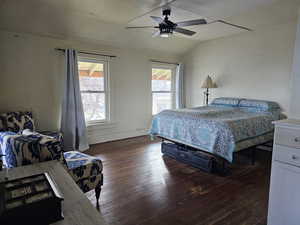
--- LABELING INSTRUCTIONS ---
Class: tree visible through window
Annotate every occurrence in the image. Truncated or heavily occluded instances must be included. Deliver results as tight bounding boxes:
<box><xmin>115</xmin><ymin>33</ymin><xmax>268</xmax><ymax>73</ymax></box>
<box><xmin>152</xmin><ymin>67</ymin><xmax>174</xmax><ymax>115</ymax></box>
<box><xmin>78</xmin><ymin>60</ymin><xmax>108</xmax><ymax>122</ymax></box>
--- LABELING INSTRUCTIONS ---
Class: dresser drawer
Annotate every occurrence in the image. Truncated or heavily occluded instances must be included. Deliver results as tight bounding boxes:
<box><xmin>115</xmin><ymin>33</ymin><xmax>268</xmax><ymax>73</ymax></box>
<box><xmin>275</xmin><ymin>127</ymin><xmax>300</xmax><ymax>148</ymax></box>
<box><xmin>274</xmin><ymin>145</ymin><xmax>300</xmax><ymax>167</ymax></box>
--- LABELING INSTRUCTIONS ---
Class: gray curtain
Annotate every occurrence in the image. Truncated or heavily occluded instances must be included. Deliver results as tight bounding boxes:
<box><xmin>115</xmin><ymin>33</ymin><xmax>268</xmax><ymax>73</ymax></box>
<box><xmin>61</xmin><ymin>49</ymin><xmax>89</xmax><ymax>152</ymax></box>
<box><xmin>176</xmin><ymin>63</ymin><xmax>185</xmax><ymax>109</ymax></box>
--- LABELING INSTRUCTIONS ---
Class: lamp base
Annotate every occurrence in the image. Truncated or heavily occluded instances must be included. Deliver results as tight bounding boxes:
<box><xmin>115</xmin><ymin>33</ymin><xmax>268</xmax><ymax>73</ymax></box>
<box><xmin>204</xmin><ymin>88</ymin><xmax>209</xmax><ymax>106</ymax></box>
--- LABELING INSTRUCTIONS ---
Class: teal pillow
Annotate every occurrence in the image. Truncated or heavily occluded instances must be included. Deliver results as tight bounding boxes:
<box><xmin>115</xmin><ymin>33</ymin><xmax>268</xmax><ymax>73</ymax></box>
<box><xmin>239</xmin><ymin>99</ymin><xmax>281</xmax><ymax>112</ymax></box>
<box><xmin>211</xmin><ymin>97</ymin><xmax>241</xmax><ymax>107</ymax></box>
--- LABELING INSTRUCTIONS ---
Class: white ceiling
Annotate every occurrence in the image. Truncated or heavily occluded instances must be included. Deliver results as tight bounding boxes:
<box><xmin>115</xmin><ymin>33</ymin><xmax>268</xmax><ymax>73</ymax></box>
<box><xmin>0</xmin><ymin>0</ymin><xmax>299</xmax><ymax>55</ymax></box>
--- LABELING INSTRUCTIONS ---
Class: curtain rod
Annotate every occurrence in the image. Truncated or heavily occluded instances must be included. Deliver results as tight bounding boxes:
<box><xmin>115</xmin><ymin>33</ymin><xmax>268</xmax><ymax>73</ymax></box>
<box><xmin>150</xmin><ymin>60</ymin><xmax>179</xmax><ymax>66</ymax></box>
<box><xmin>55</xmin><ymin>48</ymin><xmax>117</xmax><ymax>58</ymax></box>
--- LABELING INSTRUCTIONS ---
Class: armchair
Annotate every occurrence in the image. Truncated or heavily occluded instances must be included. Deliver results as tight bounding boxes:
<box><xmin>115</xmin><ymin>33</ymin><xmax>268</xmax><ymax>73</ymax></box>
<box><xmin>0</xmin><ymin>112</ymin><xmax>63</xmax><ymax>167</ymax></box>
<box><xmin>0</xmin><ymin>112</ymin><xmax>103</xmax><ymax>204</ymax></box>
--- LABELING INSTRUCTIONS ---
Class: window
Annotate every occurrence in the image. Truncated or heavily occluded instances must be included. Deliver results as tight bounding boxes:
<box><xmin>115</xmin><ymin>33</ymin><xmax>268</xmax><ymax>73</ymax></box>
<box><xmin>78</xmin><ymin>58</ymin><xmax>109</xmax><ymax>123</ymax></box>
<box><xmin>151</xmin><ymin>64</ymin><xmax>176</xmax><ymax>115</ymax></box>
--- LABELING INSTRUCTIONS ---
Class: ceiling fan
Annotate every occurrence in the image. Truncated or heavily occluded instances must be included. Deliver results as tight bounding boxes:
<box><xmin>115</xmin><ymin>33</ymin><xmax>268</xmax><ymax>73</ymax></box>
<box><xmin>126</xmin><ymin>8</ymin><xmax>252</xmax><ymax>38</ymax></box>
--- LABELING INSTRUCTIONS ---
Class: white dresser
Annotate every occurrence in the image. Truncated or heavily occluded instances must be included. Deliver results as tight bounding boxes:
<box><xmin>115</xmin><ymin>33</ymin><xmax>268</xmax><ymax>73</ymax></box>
<box><xmin>268</xmin><ymin>119</ymin><xmax>300</xmax><ymax>225</ymax></box>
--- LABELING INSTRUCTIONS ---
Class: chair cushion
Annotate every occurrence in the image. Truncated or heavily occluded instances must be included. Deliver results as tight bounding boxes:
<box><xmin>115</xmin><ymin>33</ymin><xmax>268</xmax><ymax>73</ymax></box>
<box><xmin>0</xmin><ymin>112</ymin><xmax>35</xmax><ymax>133</ymax></box>
<box><xmin>63</xmin><ymin>151</ymin><xmax>103</xmax><ymax>183</ymax></box>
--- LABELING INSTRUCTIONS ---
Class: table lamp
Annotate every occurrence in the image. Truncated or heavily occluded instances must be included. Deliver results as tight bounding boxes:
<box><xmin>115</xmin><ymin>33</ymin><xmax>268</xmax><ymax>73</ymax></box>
<box><xmin>201</xmin><ymin>75</ymin><xmax>218</xmax><ymax>105</ymax></box>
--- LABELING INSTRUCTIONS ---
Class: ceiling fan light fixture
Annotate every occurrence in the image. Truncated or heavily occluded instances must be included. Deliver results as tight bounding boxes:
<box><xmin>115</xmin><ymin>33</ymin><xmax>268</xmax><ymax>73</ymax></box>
<box><xmin>160</xmin><ymin>32</ymin><xmax>172</xmax><ymax>38</ymax></box>
<box><xmin>159</xmin><ymin>25</ymin><xmax>173</xmax><ymax>38</ymax></box>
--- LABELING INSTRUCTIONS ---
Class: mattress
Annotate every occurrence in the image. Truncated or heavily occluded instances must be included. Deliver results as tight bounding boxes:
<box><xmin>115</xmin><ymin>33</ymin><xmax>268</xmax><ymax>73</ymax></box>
<box><xmin>150</xmin><ymin>98</ymin><xmax>282</xmax><ymax>162</ymax></box>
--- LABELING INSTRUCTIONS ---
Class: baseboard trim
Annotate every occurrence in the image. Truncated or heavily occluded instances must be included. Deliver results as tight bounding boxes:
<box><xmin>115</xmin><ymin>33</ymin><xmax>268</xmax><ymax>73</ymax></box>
<box><xmin>88</xmin><ymin>129</ymin><xmax>149</xmax><ymax>145</ymax></box>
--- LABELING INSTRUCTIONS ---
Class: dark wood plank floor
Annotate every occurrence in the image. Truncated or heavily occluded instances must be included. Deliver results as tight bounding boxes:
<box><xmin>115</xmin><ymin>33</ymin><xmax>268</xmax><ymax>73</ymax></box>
<box><xmin>85</xmin><ymin>136</ymin><xmax>271</xmax><ymax>225</ymax></box>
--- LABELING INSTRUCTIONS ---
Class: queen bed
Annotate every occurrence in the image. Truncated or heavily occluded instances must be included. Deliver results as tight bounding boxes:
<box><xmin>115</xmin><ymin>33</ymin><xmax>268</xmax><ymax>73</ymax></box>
<box><xmin>150</xmin><ymin>98</ymin><xmax>283</xmax><ymax>164</ymax></box>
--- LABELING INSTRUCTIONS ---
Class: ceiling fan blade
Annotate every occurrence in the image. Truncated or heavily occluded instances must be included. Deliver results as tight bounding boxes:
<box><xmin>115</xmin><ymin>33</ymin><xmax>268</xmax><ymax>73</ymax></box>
<box><xmin>126</xmin><ymin>26</ymin><xmax>157</xmax><ymax>29</ymax></box>
<box><xmin>127</xmin><ymin>0</ymin><xmax>177</xmax><ymax>24</ymax></box>
<box><xmin>176</xmin><ymin>19</ymin><xmax>207</xmax><ymax>27</ymax></box>
<box><xmin>150</xmin><ymin>16</ymin><xmax>165</xmax><ymax>24</ymax></box>
<box><xmin>212</xmin><ymin>20</ymin><xmax>252</xmax><ymax>31</ymax></box>
<box><xmin>174</xmin><ymin>27</ymin><xmax>196</xmax><ymax>36</ymax></box>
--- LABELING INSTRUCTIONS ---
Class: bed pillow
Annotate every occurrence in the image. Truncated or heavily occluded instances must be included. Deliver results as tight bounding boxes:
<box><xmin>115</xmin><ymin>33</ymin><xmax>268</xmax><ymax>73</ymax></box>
<box><xmin>210</xmin><ymin>97</ymin><xmax>241</xmax><ymax>107</ymax></box>
<box><xmin>238</xmin><ymin>99</ymin><xmax>281</xmax><ymax>112</ymax></box>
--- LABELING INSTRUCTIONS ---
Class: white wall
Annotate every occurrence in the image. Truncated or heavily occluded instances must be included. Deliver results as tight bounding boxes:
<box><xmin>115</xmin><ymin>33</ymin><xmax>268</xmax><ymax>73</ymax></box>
<box><xmin>0</xmin><ymin>30</ymin><xmax>179</xmax><ymax>144</ymax></box>
<box><xmin>183</xmin><ymin>22</ymin><xmax>297</xmax><ymax>113</ymax></box>
<box><xmin>290</xmin><ymin>11</ymin><xmax>300</xmax><ymax>119</ymax></box>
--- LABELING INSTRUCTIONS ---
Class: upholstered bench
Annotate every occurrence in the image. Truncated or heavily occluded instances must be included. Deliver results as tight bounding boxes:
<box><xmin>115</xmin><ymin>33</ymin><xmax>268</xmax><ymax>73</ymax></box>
<box><xmin>0</xmin><ymin>111</ymin><xmax>103</xmax><ymax>204</ymax></box>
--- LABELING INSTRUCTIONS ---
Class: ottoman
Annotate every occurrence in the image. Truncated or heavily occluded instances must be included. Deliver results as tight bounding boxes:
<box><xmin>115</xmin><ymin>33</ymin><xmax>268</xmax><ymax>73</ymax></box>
<box><xmin>63</xmin><ymin>151</ymin><xmax>103</xmax><ymax>204</ymax></box>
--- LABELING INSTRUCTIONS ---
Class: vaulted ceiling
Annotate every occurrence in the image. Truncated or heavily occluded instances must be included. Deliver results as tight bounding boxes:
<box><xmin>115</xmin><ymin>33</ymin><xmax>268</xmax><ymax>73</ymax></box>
<box><xmin>0</xmin><ymin>0</ymin><xmax>299</xmax><ymax>55</ymax></box>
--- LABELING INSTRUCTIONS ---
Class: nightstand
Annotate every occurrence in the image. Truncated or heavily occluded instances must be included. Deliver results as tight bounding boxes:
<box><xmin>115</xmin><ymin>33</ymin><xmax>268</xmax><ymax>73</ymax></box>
<box><xmin>268</xmin><ymin>119</ymin><xmax>300</xmax><ymax>225</ymax></box>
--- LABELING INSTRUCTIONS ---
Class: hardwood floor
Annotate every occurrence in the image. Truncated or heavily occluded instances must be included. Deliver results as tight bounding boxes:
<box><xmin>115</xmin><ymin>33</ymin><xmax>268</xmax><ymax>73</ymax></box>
<box><xmin>85</xmin><ymin>136</ymin><xmax>271</xmax><ymax>225</ymax></box>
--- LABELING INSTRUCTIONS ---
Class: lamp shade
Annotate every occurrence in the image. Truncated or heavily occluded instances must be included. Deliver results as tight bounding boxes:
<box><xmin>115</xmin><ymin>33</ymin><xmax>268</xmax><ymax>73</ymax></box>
<box><xmin>201</xmin><ymin>75</ymin><xmax>217</xmax><ymax>89</ymax></box>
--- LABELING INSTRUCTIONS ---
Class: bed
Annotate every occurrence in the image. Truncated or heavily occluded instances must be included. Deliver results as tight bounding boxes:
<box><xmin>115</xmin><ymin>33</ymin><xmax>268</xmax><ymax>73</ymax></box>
<box><xmin>150</xmin><ymin>98</ymin><xmax>283</xmax><ymax>163</ymax></box>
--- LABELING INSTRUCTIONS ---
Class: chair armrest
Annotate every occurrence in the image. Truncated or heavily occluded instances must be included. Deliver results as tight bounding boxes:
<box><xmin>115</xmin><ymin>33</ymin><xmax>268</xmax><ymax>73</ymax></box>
<box><xmin>0</xmin><ymin>133</ymin><xmax>41</xmax><ymax>167</ymax></box>
<box><xmin>0</xmin><ymin>132</ymin><xmax>24</xmax><ymax>167</ymax></box>
<box><xmin>37</xmin><ymin>131</ymin><xmax>64</xmax><ymax>162</ymax></box>
<box><xmin>38</xmin><ymin>137</ymin><xmax>63</xmax><ymax>162</ymax></box>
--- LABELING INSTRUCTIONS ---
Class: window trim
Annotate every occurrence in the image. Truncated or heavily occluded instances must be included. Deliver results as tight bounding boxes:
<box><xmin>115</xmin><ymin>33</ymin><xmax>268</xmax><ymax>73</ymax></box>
<box><xmin>78</xmin><ymin>55</ymin><xmax>110</xmax><ymax>125</ymax></box>
<box><xmin>151</xmin><ymin>63</ymin><xmax>177</xmax><ymax>115</ymax></box>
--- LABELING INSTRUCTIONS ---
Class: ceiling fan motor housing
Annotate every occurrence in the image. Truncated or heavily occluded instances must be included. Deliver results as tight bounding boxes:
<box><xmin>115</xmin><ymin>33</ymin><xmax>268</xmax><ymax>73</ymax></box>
<box><xmin>159</xmin><ymin>23</ymin><xmax>174</xmax><ymax>35</ymax></box>
<box><xmin>162</xmin><ymin>8</ymin><xmax>171</xmax><ymax>16</ymax></box>
<box><xmin>159</xmin><ymin>19</ymin><xmax>176</xmax><ymax>35</ymax></box>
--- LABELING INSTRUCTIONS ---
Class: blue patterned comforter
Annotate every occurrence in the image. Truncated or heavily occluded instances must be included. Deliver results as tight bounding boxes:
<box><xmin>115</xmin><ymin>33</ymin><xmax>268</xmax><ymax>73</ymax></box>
<box><xmin>150</xmin><ymin>105</ymin><xmax>280</xmax><ymax>162</ymax></box>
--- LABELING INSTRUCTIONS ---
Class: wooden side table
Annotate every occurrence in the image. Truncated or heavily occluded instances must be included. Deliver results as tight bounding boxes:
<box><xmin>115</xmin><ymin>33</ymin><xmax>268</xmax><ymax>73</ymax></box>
<box><xmin>0</xmin><ymin>161</ymin><xmax>106</xmax><ymax>225</ymax></box>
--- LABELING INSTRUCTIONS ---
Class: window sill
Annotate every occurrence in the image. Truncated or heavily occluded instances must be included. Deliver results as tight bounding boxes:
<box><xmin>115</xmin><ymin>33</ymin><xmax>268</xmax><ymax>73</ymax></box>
<box><xmin>87</xmin><ymin>121</ymin><xmax>118</xmax><ymax>130</ymax></box>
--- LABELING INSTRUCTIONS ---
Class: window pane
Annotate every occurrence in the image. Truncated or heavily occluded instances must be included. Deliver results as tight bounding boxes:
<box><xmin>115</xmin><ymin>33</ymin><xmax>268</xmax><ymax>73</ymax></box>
<box><xmin>152</xmin><ymin>68</ymin><xmax>172</xmax><ymax>91</ymax></box>
<box><xmin>152</xmin><ymin>93</ymin><xmax>172</xmax><ymax>115</ymax></box>
<box><xmin>78</xmin><ymin>61</ymin><xmax>104</xmax><ymax>91</ymax></box>
<box><xmin>81</xmin><ymin>93</ymin><xmax>105</xmax><ymax>121</ymax></box>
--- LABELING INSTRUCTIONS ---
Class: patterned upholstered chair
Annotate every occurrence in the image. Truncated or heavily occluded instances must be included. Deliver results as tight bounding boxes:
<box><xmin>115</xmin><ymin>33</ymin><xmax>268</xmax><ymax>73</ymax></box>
<box><xmin>0</xmin><ymin>112</ymin><xmax>103</xmax><ymax>203</ymax></box>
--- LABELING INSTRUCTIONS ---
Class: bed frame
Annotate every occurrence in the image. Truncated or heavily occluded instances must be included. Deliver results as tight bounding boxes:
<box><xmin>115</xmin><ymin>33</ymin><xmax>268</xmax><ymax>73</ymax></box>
<box><xmin>159</xmin><ymin>136</ymin><xmax>273</xmax><ymax>175</ymax></box>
